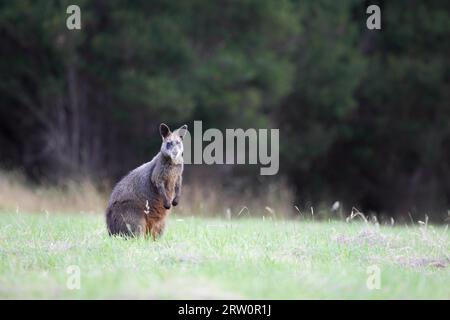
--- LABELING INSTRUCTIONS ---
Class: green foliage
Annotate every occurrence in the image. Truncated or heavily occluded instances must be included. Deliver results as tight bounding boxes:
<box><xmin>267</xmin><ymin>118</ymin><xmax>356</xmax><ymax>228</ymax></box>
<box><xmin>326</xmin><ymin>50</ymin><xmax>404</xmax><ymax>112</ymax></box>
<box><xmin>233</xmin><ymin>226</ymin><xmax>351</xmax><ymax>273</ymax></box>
<box><xmin>276</xmin><ymin>1</ymin><xmax>449</xmax><ymax>216</ymax></box>
<box><xmin>0</xmin><ymin>1</ymin><xmax>448</xmax><ymax>217</ymax></box>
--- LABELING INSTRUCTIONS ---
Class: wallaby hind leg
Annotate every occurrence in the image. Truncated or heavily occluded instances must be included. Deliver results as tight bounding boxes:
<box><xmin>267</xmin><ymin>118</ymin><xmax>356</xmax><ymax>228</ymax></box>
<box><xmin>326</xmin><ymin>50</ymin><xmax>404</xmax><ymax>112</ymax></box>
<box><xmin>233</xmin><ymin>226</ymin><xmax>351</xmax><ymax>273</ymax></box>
<box><xmin>146</xmin><ymin>218</ymin><xmax>167</xmax><ymax>240</ymax></box>
<box><xmin>107</xmin><ymin>202</ymin><xmax>146</xmax><ymax>237</ymax></box>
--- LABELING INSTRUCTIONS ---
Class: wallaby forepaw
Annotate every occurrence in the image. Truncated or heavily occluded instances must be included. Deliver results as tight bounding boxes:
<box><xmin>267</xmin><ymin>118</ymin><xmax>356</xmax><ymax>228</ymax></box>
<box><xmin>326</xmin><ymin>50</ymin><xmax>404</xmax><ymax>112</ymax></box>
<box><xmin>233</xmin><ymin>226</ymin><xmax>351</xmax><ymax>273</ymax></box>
<box><xmin>163</xmin><ymin>202</ymin><xmax>171</xmax><ymax>210</ymax></box>
<box><xmin>172</xmin><ymin>199</ymin><xmax>179</xmax><ymax>206</ymax></box>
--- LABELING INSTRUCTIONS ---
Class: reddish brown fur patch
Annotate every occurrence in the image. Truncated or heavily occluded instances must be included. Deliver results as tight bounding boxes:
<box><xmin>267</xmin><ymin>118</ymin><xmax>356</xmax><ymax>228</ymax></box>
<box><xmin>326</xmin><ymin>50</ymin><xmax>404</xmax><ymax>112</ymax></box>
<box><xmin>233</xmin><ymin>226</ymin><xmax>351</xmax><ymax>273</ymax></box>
<box><xmin>144</xmin><ymin>197</ymin><xmax>169</xmax><ymax>239</ymax></box>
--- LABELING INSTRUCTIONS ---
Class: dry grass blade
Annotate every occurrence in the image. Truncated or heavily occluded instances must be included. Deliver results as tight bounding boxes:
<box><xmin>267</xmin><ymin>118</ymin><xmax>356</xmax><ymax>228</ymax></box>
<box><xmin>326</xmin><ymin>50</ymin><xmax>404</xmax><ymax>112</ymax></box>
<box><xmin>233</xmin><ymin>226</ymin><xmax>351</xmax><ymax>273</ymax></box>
<box><xmin>346</xmin><ymin>207</ymin><xmax>368</xmax><ymax>224</ymax></box>
<box><xmin>237</xmin><ymin>206</ymin><xmax>250</xmax><ymax>217</ymax></box>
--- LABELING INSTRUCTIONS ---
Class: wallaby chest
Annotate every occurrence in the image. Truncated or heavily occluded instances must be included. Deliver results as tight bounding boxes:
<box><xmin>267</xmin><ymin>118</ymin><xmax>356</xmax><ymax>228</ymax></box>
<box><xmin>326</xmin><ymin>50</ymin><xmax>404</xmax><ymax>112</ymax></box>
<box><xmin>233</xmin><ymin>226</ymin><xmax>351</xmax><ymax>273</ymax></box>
<box><xmin>152</xmin><ymin>163</ymin><xmax>182</xmax><ymax>193</ymax></box>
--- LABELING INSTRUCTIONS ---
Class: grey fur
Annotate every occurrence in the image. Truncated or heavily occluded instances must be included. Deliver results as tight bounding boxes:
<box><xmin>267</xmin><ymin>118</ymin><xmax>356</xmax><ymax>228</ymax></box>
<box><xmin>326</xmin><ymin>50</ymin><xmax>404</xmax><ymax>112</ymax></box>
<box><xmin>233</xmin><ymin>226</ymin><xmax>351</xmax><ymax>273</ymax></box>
<box><xmin>106</xmin><ymin>124</ymin><xmax>186</xmax><ymax>238</ymax></box>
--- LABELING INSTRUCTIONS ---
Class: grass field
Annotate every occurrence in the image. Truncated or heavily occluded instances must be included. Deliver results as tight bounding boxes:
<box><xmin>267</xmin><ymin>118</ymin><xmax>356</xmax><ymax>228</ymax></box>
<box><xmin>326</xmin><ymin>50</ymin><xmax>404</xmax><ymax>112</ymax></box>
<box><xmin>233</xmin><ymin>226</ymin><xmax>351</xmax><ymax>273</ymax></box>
<box><xmin>0</xmin><ymin>212</ymin><xmax>449</xmax><ymax>299</ymax></box>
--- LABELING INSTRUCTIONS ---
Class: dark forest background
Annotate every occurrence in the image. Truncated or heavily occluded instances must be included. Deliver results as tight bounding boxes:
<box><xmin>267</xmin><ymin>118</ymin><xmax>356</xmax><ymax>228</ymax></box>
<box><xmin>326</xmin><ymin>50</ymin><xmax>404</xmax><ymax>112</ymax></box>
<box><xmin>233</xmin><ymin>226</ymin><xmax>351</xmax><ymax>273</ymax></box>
<box><xmin>0</xmin><ymin>1</ymin><xmax>449</xmax><ymax>221</ymax></box>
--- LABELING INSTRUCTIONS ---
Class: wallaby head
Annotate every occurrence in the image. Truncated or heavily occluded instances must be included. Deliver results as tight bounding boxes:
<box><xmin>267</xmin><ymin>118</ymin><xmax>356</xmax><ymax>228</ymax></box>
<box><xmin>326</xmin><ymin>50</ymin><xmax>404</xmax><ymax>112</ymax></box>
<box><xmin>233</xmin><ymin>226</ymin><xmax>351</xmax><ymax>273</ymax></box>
<box><xmin>159</xmin><ymin>123</ymin><xmax>188</xmax><ymax>164</ymax></box>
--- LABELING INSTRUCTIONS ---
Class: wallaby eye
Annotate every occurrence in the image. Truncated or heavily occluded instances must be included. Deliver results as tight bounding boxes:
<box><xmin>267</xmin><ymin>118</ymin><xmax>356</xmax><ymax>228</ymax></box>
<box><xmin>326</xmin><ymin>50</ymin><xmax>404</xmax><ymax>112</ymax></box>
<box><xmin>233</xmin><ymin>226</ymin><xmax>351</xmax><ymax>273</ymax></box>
<box><xmin>166</xmin><ymin>141</ymin><xmax>173</xmax><ymax>148</ymax></box>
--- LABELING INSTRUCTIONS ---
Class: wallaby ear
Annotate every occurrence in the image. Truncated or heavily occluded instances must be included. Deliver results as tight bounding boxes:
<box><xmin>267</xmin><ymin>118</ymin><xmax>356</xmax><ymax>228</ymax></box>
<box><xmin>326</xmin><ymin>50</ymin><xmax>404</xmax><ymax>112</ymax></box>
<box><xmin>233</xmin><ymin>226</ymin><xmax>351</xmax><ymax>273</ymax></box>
<box><xmin>176</xmin><ymin>124</ymin><xmax>188</xmax><ymax>139</ymax></box>
<box><xmin>159</xmin><ymin>123</ymin><xmax>171</xmax><ymax>139</ymax></box>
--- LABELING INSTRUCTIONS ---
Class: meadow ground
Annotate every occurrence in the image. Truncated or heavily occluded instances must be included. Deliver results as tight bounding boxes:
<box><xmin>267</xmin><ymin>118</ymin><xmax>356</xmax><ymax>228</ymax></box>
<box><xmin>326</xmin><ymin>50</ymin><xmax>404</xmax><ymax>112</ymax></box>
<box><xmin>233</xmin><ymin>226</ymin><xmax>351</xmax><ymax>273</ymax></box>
<box><xmin>0</xmin><ymin>212</ymin><xmax>448</xmax><ymax>299</ymax></box>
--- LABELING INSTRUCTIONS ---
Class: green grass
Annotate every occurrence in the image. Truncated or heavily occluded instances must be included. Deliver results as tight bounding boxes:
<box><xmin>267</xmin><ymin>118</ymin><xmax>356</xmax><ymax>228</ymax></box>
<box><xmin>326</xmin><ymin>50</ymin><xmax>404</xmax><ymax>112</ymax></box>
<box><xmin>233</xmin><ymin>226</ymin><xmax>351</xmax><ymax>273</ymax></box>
<box><xmin>0</xmin><ymin>212</ymin><xmax>449</xmax><ymax>299</ymax></box>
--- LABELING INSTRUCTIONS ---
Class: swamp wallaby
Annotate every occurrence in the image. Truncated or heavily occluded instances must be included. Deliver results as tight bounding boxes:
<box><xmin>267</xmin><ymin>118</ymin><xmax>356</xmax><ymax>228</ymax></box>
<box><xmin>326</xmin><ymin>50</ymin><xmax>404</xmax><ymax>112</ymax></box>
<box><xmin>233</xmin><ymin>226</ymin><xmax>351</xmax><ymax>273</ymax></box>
<box><xmin>106</xmin><ymin>123</ymin><xmax>187</xmax><ymax>239</ymax></box>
